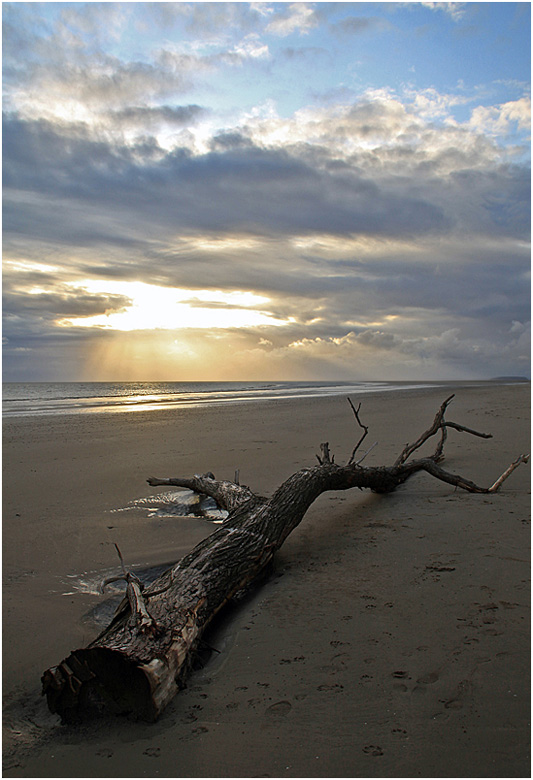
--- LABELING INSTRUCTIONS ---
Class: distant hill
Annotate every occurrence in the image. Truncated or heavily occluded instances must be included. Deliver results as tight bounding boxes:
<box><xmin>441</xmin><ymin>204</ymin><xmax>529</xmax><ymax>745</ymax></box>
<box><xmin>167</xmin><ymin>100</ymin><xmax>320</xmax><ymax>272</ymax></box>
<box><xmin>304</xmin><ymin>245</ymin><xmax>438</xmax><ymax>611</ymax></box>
<box><xmin>490</xmin><ymin>376</ymin><xmax>530</xmax><ymax>382</ymax></box>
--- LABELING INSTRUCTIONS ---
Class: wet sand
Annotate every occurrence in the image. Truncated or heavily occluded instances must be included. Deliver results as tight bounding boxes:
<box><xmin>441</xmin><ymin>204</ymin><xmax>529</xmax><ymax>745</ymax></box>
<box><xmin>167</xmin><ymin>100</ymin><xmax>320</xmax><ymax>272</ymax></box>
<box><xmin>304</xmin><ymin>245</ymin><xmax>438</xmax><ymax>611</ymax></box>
<box><xmin>2</xmin><ymin>383</ymin><xmax>530</xmax><ymax>777</ymax></box>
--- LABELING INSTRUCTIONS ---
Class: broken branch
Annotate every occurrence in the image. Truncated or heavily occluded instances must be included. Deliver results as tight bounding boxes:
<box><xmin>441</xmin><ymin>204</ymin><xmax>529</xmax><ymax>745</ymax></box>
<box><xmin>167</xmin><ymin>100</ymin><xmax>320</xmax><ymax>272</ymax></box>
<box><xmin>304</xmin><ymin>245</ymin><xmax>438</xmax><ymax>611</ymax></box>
<box><xmin>347</xmin><ymin>397</ymin><xmax>369</xmax><ymax>464</ymax></box>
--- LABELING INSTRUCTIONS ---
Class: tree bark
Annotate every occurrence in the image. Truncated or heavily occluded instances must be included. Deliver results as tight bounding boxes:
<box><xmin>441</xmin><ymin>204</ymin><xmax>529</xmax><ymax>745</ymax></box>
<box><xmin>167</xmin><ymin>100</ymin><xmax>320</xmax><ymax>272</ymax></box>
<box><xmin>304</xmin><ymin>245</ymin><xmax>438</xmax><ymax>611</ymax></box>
<box><xmin>42</xmin><ymin>396</ymin><xmax>528</xmax><ymax>722</ymax></box>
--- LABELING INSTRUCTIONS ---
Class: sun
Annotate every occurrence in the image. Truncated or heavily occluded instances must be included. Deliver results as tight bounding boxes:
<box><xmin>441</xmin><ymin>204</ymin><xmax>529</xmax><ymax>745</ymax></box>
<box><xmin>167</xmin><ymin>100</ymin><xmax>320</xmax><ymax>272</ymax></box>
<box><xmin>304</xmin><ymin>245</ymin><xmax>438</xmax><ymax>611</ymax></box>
<box><xmin>56</xmin><ymin>280</ymin><xmax>292</xmax><ymax>331</ymax></box>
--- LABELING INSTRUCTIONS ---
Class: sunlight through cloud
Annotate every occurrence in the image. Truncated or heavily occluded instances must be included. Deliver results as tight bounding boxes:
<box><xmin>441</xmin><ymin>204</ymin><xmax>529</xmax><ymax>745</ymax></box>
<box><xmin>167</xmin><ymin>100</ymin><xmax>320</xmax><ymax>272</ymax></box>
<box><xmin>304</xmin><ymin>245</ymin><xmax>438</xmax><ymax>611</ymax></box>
<box><xmin>56</xmin><ymin>280</ymin><xmax>290</xmax><ymax>331</ymax></box>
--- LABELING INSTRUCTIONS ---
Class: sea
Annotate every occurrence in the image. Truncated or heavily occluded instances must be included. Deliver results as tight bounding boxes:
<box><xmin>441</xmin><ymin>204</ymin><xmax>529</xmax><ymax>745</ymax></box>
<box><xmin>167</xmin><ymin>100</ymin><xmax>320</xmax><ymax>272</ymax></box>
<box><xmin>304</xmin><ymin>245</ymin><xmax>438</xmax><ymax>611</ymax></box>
<box><xmin>2</xmin><ymin>378</ymin><xmax>527</xmax><ymax>418</ymax></box>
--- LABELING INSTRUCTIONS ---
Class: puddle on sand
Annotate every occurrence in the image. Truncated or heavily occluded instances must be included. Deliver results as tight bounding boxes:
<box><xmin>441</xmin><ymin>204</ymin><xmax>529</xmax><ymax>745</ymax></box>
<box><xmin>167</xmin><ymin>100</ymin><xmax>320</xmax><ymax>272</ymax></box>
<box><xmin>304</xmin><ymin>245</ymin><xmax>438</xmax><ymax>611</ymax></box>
<box><xmin>61</xmin><ymin>490</ymin><xmax>228</xmax><ymax>625</ymax></box>
<box><xmin>112</xmin><ymin>488</ymin><xmax>228</xmax><ymax>522</ymax></box>
<box><xmin>62</xmin><ymin>561</ymin><xmax>176</xmax><ymax>627</ymax></box>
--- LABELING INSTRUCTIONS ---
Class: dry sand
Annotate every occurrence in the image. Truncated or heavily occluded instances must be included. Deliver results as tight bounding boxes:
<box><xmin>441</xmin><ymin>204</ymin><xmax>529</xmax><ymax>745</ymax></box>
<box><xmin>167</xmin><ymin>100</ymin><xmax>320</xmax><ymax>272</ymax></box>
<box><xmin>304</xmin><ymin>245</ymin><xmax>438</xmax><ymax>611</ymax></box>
<box><xmin>2</xmin><ymin>383</ymin><xmax>530</xmax><ymax>777</ymax></box>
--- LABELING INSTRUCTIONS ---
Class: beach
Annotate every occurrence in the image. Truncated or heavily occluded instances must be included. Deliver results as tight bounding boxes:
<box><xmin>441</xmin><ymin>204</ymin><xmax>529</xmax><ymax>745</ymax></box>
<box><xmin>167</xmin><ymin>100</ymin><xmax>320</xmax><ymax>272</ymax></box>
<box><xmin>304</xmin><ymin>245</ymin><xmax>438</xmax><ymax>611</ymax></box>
<box><xmin>2</xmin><ymin>383</ymin><xmax>530</xmax><ymax>777</ymax></box>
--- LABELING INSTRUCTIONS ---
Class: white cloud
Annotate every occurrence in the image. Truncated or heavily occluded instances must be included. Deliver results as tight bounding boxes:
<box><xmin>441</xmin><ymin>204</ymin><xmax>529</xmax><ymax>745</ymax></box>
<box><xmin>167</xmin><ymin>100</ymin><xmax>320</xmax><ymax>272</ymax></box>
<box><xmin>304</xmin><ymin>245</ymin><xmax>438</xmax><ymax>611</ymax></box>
<box><xmin>403</xmin><ymin>86</ymin><xmax>470</xmax><ymax>122</ymax></box>
<box><xmin>468</xmin><ymin>97</ymin><xmax>531</xmax><ymax>137</ymax></box>
<box><xmin>420</xmin><ymin>3</ymin><xmax>466</xmax><ymax>22</ymax></box>
<box><xmin>250</xmin><ymin>3</ymin><xmax>275</xmax><ymax>19</ymax></box>
<box><xmin>232</xmin><ymin>33</ymin><xmax>270</xmax><ymax>60</ymax></box>
<box><xmin>266</xmin><ymin>3</ymin><xmax>317</xmax><ymax>37</ymax></box>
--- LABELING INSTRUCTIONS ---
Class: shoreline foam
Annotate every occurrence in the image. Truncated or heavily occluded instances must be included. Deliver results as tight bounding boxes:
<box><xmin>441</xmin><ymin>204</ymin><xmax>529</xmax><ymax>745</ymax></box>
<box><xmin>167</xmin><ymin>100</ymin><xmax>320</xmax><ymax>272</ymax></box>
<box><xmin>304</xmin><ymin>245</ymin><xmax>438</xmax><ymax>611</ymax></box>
<box><xmin>3</xmin><ymin>378</ymin><xmax>526</xmax><ymax>418</ymax></box>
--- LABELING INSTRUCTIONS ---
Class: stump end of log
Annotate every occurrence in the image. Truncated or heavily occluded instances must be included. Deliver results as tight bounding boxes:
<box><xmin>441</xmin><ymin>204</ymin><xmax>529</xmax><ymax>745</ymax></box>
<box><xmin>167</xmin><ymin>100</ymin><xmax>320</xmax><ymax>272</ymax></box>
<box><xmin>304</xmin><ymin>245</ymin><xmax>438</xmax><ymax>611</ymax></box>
<box><xmin>42</xmin><ymin>648</ymin><xmax>163</xmax><ymax>723</ymax></box>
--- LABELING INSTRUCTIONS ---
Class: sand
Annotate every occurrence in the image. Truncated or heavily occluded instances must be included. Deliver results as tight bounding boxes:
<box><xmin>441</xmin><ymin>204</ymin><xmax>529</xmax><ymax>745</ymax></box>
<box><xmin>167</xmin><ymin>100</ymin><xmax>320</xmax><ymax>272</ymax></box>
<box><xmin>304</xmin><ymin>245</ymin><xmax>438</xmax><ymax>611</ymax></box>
<box><xmin>2</xmin><ymin>383</ymin><xmax>530</xmax><ymax>778</ymax></box>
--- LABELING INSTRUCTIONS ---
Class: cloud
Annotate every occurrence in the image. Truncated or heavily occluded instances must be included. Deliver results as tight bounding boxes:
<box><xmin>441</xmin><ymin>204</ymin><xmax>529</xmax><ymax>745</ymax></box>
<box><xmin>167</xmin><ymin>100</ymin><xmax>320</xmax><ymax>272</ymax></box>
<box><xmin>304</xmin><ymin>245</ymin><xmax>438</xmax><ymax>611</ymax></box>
<box><xmin>3</xmin><ymin>7</ymin><xmax>270</xmax><ymax>133</ymax></box>
<box><xmin>2</xmin><ymin>5</ymin><xmax>529</xmax><ymax>381</ymax></box>
<box><xmin>236</xmin><ymin>318</ymin><xmax>530</xmax><ymax>380</ymax></box>
<box><xmin>5</xmin><ymin>51</ymin><xmax>203</xmax><ymax>126</ymax></box>
<box><xmin>3</xmin><ymin>108</ymin><xmax>456</xmax><ymax>247</ymax></box>
<box><xmin>172</xmin><ymin>2</ymin><xmax>268</xmax><ymax>39</ymax></box>
<box><xmin>231</xmin><ymin>33</ymin><xmax>270</xmax><ymax>59</ymax></box>
<box><xmin>329</xmin><ymin>16</ymin><xmax>391</xmax><ymax>38</ymax></box>
<box><xmin>3</xmin><ymin>83</ymin><xmax>529</xmax><ymax>291</ymax></box>
<box><xmin>468</xmin><ymin>97</ymin><xmax>531</xmax><ymax>137</ymax></box>
<box><xmin>419</xmin><ymin>3</ymin><xmax>467</xmax><ymax>22</ymax></box>
<box><xmin>266</xmin><ymin>3</ymin><xmax>317</xmax><ymax>37</ymax></box>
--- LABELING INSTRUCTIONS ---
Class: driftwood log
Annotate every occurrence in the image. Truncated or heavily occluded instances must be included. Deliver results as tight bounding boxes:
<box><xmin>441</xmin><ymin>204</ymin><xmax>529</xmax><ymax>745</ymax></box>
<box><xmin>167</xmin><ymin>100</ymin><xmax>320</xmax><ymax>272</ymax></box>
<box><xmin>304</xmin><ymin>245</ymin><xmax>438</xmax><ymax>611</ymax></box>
<box><xmin>42</xmin><ymin>396</ymin><xmax>528</xmax><ymax>722</ymax></box>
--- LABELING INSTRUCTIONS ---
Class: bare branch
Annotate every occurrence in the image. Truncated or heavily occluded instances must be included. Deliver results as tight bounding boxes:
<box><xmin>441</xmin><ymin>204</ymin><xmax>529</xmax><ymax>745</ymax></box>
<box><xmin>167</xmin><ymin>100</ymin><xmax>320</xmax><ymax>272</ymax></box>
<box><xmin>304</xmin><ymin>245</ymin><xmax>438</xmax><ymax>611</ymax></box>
<box><xmin>100</xmin><ymin>546</ymin><xmax>159</xmax><ymax>634</ymax></box>
<box><xmin>346</xmin><ymin>397</ymin><xmax>369</xmax><ymax>464</ymax></box>
<box><xmin>319</xmin><ymin>442</ymin><xmax>332</xmax><ymax>464</ymax></box>
<box><xmin>393</xmin><ymin>396</ymin><xmax>493</xmax><ymax>468</ymax></box>
<box><xmin>433</xmin><ymin>424</ymin><xmax>447</xmax><ymax>462</ymax></box>
<box><xmin>100</xmin><ymin>574</ymin><xmax>126</xmax><ymax>593</ymax></box>
<box><xmin>488</xmin><ymin>454</ymin><xmax>530</xmax><ymax>492</ymax></box>
<box><xmin>444</xmin><ymin>422</ymin><xmax>492</xmax><ymax>439</ymax></box>
<box><xmin>399</xmin><ymin>458</ymin><xmax>492</xmax><ymax>493</ymax></box>
<box><xmin>394</xmin><ymin>394</ymin><xmax>455</xmax><ymax>466</ymax></box>
<box><xmin>114</xmin><ymin>543</ymin><xmax>127</xmax><ymax>576</ymax></box>
<box><xmin>147</xmin><ymin>472</ymin><xmax>257</xmax><ymax>513</ymax></box>
<box><xmin>354</xmin><ymin>441</ymin><xmax>378</xmax><ymax>466</ymax></box>
<box><xmin>398</xmin><ymin>453</ymin><xmax>529</xmax><ymax>494</ymax></box>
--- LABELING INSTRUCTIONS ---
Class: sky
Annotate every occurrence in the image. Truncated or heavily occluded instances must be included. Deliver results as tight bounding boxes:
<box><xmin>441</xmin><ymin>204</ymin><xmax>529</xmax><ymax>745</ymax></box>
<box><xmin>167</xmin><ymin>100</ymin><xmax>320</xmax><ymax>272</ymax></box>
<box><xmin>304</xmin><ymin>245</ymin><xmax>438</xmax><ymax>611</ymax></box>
<box><xmin>2</xmin><ymin>1</ymin><xmax>531</xmax><ymax>382</ymax></box>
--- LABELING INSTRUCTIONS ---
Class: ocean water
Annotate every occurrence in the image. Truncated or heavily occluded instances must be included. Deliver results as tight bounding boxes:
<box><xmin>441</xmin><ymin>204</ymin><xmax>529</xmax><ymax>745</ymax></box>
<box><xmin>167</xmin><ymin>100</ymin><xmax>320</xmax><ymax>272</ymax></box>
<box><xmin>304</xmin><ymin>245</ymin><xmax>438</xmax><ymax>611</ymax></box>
<box><xmin>2</xmin><ymin>378</ymin><xmax>525</xmax><ymax>418</ymax></box>
<box><xmin>2</xmin><ymin>379</ymin><xmax>438</xmax><ymax>418</ymax></box>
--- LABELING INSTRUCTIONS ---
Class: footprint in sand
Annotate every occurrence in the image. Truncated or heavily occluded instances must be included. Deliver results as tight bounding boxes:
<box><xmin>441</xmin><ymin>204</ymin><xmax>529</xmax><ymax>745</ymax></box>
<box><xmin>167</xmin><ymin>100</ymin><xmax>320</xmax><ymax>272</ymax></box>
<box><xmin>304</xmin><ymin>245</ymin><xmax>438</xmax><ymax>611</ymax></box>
<box><xmin>443</xmin><ymin>679</ymin><xmax>473</xmax><ymax>710</ymax></box>
<box><xmin>417</xmin><ymin>671</ymin><xmax>439</xmax><ymax>684</ymax></box>
<box><xmin>96</xmin><ymin>749</ymin><xmax>113</xmax><ymax>758</ymax></box>
<box><xmin>143</xmin><ymin>747</ymin><xmax>161</xmax><ymax>758</ymax></box>
<box><xmin>363</xmin><ymin>745</ymin><xmax>384</xmax><ymax>756</ymax></box>
<box><xmin>317</xmin><ymin>683</ymin><xmax>344</xmax><ymax>692</ymax></box>
<box><xmin>265</xmin><ymin>700</ymin><xmax>292</xmax><ymax>716</ymax></box>
<box><xmin>393</xmin><ymin>683</ymin><xmax>408</xmax><ymax>692</ymax></box>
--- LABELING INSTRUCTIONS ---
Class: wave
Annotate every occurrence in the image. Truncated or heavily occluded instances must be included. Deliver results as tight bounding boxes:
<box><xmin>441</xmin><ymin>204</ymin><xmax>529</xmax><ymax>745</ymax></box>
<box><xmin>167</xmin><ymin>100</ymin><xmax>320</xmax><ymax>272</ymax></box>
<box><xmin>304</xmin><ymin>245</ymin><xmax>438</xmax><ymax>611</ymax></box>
<box><xmin>3</xmin><ymin>378</ymin><xmax>513</xmax><ymax>418</ymax></box>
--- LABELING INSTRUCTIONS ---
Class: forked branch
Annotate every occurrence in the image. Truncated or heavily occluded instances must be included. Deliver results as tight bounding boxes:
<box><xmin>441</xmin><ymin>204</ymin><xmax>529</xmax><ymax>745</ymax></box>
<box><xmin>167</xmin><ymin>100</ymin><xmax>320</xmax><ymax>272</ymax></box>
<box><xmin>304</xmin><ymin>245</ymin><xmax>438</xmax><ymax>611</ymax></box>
<box><xmin>393</xmin><ymin>394</ymin><xmax>492</xmax><ymax>468</ymax></box>
<box><xmin>347</xmin><ymin>398</ymin><xmax>369</xmax><ymax>464</ymax></box>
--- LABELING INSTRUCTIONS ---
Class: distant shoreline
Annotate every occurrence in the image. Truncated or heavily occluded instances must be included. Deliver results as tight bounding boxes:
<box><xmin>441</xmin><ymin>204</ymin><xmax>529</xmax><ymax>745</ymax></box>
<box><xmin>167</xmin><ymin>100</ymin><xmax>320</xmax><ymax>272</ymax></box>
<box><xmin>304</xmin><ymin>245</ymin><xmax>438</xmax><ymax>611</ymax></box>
<box><xmin>2</xmin><ymin>377</ymin><xmax>529</xmax><ymax>419</ymax></box>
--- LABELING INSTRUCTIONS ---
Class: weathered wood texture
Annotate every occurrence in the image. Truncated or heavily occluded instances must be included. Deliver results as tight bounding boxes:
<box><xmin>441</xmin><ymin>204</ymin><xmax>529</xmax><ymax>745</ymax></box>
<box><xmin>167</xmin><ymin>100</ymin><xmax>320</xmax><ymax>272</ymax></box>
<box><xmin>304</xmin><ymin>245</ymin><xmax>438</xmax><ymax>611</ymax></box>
<box><xmin>42</xmin><ymin>396</ymin><xmax>528</xmax><ymax>722</ymax></box>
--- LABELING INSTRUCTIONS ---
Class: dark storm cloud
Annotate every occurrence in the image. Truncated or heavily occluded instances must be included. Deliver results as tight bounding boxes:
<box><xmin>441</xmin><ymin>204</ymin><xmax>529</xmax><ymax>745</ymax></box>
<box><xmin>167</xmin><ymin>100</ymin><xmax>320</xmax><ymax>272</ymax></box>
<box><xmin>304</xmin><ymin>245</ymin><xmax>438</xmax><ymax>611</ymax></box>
<box><xmin>3</xmin><ymin>288</ymin><xmax>131</xmax><ymax>319</ymax></box>
<box><xmin>2</xmin><ymin>112</ymin><xmax>451</xmax><ymax>250</ymax></box>
<box><xmin>4</xmin><ymin>99</ymin><xmax>529</xmax><ymax>379</ymax></box>
<box><xmin>108</xmin><ymin>104</ymin><xmax>208</xmax><ymax>129</ymax></box>
<box><xmin>2</xmin><ymin>284</ymin><xmax>132</xmax><ymax>350</ymax></box>
<box><xmin>3</xmin><ymin>105</ymin><xmax>528</xmax><ymax>264</ymax></box>
<box><xmin>2</xmin><ymin>270</ymin><xmax>138</xmax><ymax>380</ymax></box>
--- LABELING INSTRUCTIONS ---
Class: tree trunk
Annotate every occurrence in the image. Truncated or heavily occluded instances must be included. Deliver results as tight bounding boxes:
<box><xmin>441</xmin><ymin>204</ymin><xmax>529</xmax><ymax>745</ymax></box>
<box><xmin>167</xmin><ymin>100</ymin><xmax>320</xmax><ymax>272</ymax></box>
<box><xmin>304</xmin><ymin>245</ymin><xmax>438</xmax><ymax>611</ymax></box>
<box><xmin>42</xmin><ymin>396</ymin><xmax>528</xmax><ymax>722</ymax></box>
